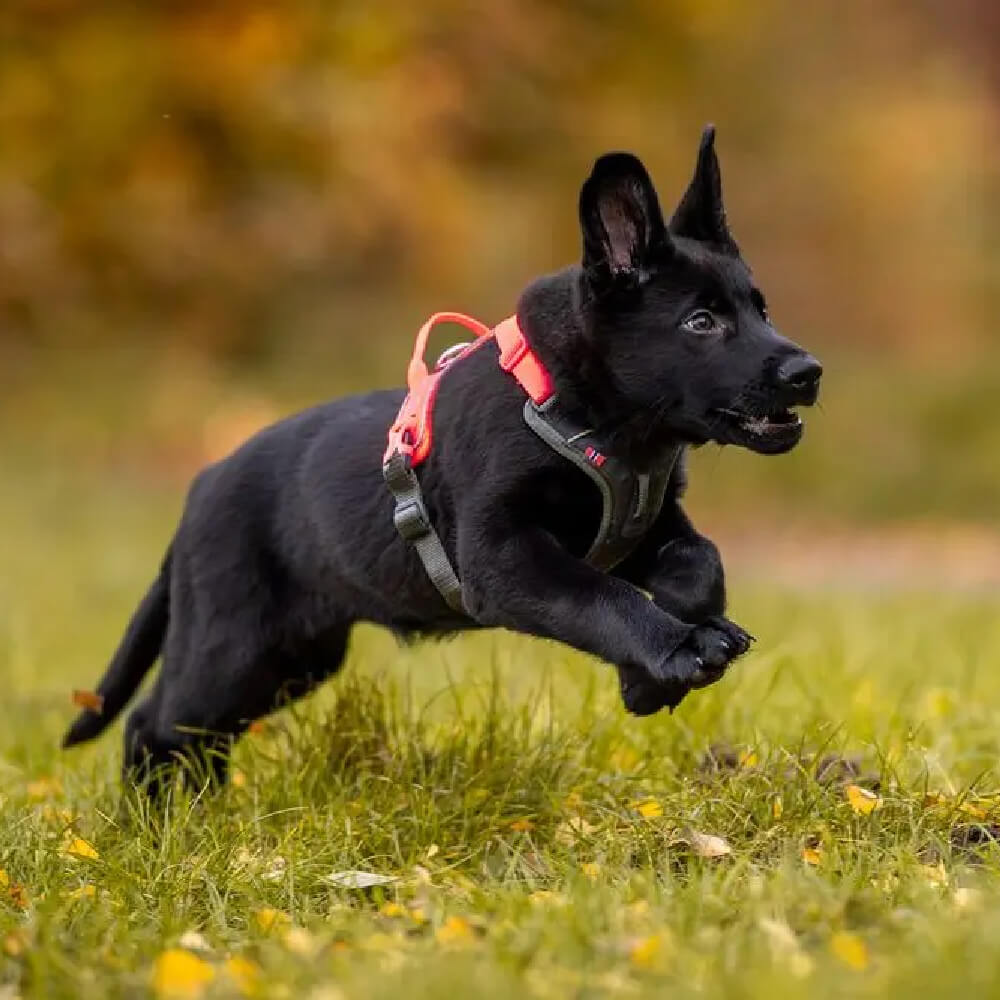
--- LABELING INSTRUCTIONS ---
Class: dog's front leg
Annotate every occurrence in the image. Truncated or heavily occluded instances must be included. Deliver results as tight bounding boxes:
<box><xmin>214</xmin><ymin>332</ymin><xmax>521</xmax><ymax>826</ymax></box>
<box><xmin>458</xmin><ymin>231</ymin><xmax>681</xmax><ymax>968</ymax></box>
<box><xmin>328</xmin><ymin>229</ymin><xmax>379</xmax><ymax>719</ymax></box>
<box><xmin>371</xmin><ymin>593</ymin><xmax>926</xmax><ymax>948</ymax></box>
<box><xmin>458</xmin><ymin>523</ymin><xmax>729</xmax><ymax>707</ymax></box>
<box><xmin>614</xmin><ymin>502</ymin><xmax>752</xmax><ymax>714</ymax></box>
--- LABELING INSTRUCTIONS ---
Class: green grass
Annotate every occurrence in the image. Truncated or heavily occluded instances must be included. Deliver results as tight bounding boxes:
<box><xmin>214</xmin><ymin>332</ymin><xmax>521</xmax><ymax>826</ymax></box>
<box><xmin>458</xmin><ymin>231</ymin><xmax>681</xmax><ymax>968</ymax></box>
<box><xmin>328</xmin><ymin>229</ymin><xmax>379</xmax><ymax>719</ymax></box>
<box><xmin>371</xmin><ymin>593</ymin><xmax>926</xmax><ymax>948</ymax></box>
<box><xmin>5</xmin><ymin>473</ymin><xmax>1000</xmax><ymax>998</ymax></box>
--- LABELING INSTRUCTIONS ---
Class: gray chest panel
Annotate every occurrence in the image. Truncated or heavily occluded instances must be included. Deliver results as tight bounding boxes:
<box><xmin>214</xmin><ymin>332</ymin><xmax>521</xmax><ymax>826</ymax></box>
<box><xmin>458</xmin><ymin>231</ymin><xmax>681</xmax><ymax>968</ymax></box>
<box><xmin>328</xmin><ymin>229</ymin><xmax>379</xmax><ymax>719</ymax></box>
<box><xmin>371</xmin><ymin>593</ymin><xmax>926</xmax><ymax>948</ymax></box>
<box><xmin>522</xmin><ymin>399</ymin><xmax>679</xmax><ymax>572</ymax></box>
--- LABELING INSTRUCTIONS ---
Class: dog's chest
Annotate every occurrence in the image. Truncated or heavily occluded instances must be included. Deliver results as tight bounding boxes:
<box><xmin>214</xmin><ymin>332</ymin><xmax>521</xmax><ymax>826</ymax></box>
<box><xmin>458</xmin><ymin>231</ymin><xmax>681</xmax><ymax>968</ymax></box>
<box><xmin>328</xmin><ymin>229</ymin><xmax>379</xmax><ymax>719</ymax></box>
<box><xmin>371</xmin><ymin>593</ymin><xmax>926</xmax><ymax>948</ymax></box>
<box><xmin>531</xmin><ymin>469</ymin><xmax>607</xmax><ymax>560</ymax></box>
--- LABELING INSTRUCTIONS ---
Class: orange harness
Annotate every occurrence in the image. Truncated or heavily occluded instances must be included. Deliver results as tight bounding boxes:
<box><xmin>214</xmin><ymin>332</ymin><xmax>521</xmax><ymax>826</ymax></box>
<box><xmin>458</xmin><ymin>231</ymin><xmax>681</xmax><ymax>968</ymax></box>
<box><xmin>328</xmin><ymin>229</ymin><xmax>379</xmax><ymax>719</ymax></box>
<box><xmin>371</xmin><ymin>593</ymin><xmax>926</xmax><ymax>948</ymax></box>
<box><xmin>383</xmin><ymin>312</ymin><xmax>553</xmax><ymax>468</ymax></box>
<box><xmin>382</xmin><ymin>312</ymin><xmax>679</xmax><ymax>614</ymax></box>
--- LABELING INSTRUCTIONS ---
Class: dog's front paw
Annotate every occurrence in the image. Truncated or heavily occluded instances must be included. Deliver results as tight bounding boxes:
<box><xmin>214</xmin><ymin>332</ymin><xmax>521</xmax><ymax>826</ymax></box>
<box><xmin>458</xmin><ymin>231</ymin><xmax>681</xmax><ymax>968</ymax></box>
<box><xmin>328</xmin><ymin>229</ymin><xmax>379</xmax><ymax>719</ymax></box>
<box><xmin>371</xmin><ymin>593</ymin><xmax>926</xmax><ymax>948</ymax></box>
<box><xmin>648</xmin><ymin>618</ymin><xmax>753</xmax><ymax>691</ymax></box>
<box><xmin>687</xmin><ymin>617</ymin><xmax>754</xmax><ymax>682</ymax></box>
<box><xmin>618</xmin><ymin>663</ymin><xmax>687</xmax><ymax>716</ymax></box>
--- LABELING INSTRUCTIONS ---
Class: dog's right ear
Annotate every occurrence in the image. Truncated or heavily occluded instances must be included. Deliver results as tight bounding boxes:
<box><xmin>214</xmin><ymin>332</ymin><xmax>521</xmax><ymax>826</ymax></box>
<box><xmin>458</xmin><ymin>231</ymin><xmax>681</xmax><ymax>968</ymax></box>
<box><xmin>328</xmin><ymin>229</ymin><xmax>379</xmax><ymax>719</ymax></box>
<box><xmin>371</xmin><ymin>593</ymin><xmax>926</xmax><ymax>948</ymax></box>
<box><xmin>579</xmin><ymin>153</ymin><xmax>669</xmax><ymax>291</ymax></box>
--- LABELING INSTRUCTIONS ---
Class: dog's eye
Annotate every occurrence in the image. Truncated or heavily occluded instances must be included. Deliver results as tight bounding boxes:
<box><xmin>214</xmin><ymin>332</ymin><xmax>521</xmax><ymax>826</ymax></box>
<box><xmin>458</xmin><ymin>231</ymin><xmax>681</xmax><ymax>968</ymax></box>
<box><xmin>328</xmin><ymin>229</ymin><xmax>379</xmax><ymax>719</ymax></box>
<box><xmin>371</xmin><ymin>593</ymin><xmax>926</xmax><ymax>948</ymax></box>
<box><xmin>682</xmin><ymin>309</ymin><xmax>718</xmax><ymax>334</ymax></box>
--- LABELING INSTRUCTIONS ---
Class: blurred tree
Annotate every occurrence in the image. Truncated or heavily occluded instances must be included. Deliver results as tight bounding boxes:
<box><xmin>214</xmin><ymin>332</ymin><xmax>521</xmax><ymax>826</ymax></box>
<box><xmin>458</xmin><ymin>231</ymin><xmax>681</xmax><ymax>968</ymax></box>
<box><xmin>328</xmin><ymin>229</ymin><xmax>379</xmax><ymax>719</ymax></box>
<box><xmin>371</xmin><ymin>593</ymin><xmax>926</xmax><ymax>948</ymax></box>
<box><xmin>0</xmin><ymin>0</ymin><xmax>993</xmax><ymax>363</ymax></box>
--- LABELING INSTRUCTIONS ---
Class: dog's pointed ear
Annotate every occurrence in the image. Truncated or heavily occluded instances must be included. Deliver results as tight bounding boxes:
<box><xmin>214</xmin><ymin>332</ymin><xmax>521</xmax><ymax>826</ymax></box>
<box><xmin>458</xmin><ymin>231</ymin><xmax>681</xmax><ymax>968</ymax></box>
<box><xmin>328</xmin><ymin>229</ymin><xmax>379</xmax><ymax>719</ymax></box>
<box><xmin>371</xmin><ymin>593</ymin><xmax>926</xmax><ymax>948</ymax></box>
<box><xmin>579</xmin><ymin>152</ymin><xmax>669</xmax><ymax>289</ymax></box>
<box><xmin>669</xmin><ymin>125</ymin><xmax>738</xmax><ymax>251</ymax></box>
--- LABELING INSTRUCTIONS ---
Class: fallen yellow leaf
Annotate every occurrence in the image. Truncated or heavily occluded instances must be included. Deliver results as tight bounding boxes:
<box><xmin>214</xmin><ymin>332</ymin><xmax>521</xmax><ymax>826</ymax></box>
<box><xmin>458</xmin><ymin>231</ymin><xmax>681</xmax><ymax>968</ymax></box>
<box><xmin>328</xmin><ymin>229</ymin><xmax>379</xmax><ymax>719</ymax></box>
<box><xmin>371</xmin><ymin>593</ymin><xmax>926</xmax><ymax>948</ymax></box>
<box><xmin>846</xmin><ymin>785</ymin><xmax>882</xmax><ymax>816</ymax></box>
<box><xmin>230</xmin><ymin>770</ymin><xmax>247</xmax><ymax>789</ymax></box>
<box><xmin>739</xmin><ymin>750</ymin><xmax>759</xmax><ymax>769</ymax></box>
<box><xmin>152</xmin><ymin>948</ymin><xmax>216</xmax><ymax>998</ymax></box>
<box><xmin>633</xmin><ymin>798</ymin><xmax>663</xmax><ymax>819</ymax></box>
<box><xmin>435</xmin><ymin>915</ymin><xmax>475</xmax><ymax>945</ymax></box>
<box><xmin>510</xmin><ymin>818</ymin><xmax>535</xmax><ymax>833</ymax></box>
<box><xmin>3</xmin><ymin>930</ymin><xmax>28</xmax><ymax>957</ymax></box>
<box><xmin>71</xmin><ymin>689</ymin><xmax>104</xmax><ymax>712</ymax></box>
<box><xmin>379</xmin><ymin>902</ymin><xmax>406</xmax><ymax>918</ymax></box>
<box><xmin>253</xmin><ymin>908</ymin><xmax>291</xmax><ymax>933</ymax></box>
<box><xmin>802</xmin><ymin>847</ymin><xmax>823</xmax><ymax>866</ymax></box>
<box><xmin>829</xmin><ymin>931</ymin><xmax>869</xmax><ymax>971</ymax></box>
<box><xmin>773</xmin><ymin>798</ymin><xmax>784</xmax><ymax>820</ymax></box>
<box><xmin>959</xmin><ymin>801</ymin><xmax>987</xmax><ymax>820</ymax></box>
<box><xmin>629</xmin><ymin>932</ymin><xmax>670</xmax><ymax>970</ymax></box>
<box><xmin>26</xmin><ymin>777</ymin><xmax>62</xmax><ymax>801</ymax></box>
<box><xmin>425</xmin><ymin>844</ymin><xmax>440</xmax><ymax>859</ymax></box>
<box><xmin>688</xmin><ymin>831</ymin><xmax>732</xmax><ymax>858</ymax></box>
<box><xmin>63</xmin><ymin>837</ymin><xmax>99</xmax><ymax>860</ymax></box>
<box><xmin>0</xmin><ymin>869</ymin><xmax>7</xmax><ymax>888</ymax></box>
<box><xmin>177</xmin><ymin>931</ymin><xmax>211</xmax><ymax>953</ymax></box>
<box><xmin>581</xmin><ymin>862</ymin><xmax>601</xmax><ymax>880</ymax></box>
<box><xmin>224</xmin><ymin>956</ymin><xmax>261</xmax><ymax>996</ymax></box>
<box><xmin>555</xmin><ymin>816</ymin><xmax>598</xmax><ymax>845</ymax></box>
<box><xmin>528</xmin><ymin>890</ymin><xmax>564</xmax><ymax>906</ymax></box>
<box><xmin>66</xmin><ymin>884</ymin><xmax>97</xmax><ymax>901</ymax></box>
<box><xmin>610</xmin><ymin>746</ymin><xmax>640</xmax><ymax>771</ymax></box>
<box><xmin>281</xmin><ymin>926</ymin><xmax>320</xmax><ymax>957</ymax></box>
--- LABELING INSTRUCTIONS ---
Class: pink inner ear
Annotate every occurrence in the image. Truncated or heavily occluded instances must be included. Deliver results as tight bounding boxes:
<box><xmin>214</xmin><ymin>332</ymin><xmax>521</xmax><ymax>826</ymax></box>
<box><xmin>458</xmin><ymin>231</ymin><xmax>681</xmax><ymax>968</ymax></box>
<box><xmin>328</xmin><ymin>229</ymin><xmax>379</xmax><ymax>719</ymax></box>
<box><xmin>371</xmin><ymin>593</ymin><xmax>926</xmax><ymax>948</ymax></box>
<box><xmin>600</xmin><ymin>201</ymin><xmax>640</xmax><ymax>274</ymax></box>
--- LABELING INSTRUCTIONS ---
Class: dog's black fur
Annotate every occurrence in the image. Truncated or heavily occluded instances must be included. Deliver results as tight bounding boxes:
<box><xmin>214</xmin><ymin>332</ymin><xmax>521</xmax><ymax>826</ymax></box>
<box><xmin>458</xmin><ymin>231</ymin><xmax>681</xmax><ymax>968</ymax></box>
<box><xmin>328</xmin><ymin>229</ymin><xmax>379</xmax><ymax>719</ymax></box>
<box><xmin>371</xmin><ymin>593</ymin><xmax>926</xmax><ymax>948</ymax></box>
<box><xmin>63</xmin><ymin>126</ymin><xmax>821</xmax><ymax>790</ymax></box>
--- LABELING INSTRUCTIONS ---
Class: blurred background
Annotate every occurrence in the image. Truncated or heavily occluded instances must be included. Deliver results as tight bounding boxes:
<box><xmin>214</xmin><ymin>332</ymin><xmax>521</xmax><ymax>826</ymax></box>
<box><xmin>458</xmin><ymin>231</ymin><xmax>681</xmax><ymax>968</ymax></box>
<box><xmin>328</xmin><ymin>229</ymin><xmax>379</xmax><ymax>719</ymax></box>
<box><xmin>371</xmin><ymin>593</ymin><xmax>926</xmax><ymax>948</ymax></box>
<box><xmin>1</xmin><ymin>0</ymin><xmax>998</xmax><ymax>587</ymax></box>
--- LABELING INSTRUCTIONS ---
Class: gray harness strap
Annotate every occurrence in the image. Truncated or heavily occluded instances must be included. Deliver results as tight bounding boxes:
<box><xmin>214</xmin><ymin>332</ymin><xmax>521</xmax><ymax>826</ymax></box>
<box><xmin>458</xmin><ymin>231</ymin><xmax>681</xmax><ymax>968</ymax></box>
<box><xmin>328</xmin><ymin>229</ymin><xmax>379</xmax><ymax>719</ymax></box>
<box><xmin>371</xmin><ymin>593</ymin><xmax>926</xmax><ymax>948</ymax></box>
<box><xmin>522</xmin><ymin>398</ymin><xmax>679</xmax><ymax>572</ymax></box>
<box><xmin>384</xmin><ymin>395</ymin><xmax>679</xmax><ymax>613</ymax></box>
<box><xmin>383</xmin><ymin>452</ymin><xmax>466</xmax><ymax>612</ymax></box>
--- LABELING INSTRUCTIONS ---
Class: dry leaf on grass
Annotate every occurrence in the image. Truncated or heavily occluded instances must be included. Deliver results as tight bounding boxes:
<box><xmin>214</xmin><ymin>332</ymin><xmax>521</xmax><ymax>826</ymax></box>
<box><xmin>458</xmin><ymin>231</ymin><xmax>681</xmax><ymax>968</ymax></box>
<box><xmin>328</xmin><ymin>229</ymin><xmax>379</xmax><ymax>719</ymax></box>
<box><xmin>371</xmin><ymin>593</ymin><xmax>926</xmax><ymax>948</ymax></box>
<box><xmin>435</xmin><ymin>915</ymin><xmax>475</xmax><ymax>945</ymax></box>
<box><xmin>509</xmin><ymin>818</ymin><xmax>535</xmax><ymax>832</ymax></box>
<box><xmin>26</xmin><ymin>777</ymin><xmax>62</xmax><ymax>801</ymax></box>
<box><xmin>829</xmin><ymin>931</ymin><xmax>869</xmax><ymax>971</ymax></box>
<box><xmin>253</xmin><ymin>908</ymin><xmax>291</xmax><ymax>933</ymax></box>
<box><xmin>224</xmin><ymin>956</ymin><xmax>262</xmax><ymax>996</ymax></box>
<box><xmin>62</xmin><ymin>836</ymin><xmax>99</xmax><ymax>860</ymax></box>
<box><xmin>152</xmin><ymin>948</ymin><xmax>216</xmax><ymax>998</ymax></box>
<box><xmin>324</xmin><ymin>871</ymin><xmax>398</xmax><ymax>889</ymax></box>
<box><xmin>629</xmin><ymin>932</ymin><xmax>671</xmax><ymax>970</ymax></box>
<box><xmin>555</xmin><ymin>816</ymin><xmax>598</xmax><ymax>845</ymax></box>
<box><xmin>281</xmin><ymin>926</ymin><xmax>320</xmax><ymax>957</ymax></box>
<box><xmin>846</xmin><ymin>785</ymin><xmax>882</xmax><ymax>816</ymax></box>
<box><xmin>71</xmin><ymin>689</ymin><xmax>104</xmax><ymax>713</ymax></box>
<box><xmin>177</xmin><ymin>931</ymin><xmax>211</xmax><ymax>953</ymax></box>
<box><xmin>632</xmin><ymin>798</ymin><xmax>664</xmax><ymax>819</ymax></box>
<box><xmin>687</xmin><ymin>831</ymin><xmax>732</xmax><ymax>858</ymax></box>
<box><xmin>3</xmin><ymin>931</ymin><xmax>28</xmax><ymax>957</ymax></box>
<box><xmin>1</xmin><ymin>869</ymin><xmax>28</xmax><ymax>911</ymax></box>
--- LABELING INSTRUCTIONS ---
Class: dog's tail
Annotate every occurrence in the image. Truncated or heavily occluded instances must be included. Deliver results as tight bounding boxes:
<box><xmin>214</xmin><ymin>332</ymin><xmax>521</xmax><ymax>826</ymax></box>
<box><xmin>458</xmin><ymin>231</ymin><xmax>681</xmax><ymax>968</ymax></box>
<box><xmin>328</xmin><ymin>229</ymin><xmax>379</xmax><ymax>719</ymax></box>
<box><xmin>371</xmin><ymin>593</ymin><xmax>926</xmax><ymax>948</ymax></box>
<box><xmin>62</xmin><ymin>547</ymin><xmax>172</xmax><ymax>748</ymax></box>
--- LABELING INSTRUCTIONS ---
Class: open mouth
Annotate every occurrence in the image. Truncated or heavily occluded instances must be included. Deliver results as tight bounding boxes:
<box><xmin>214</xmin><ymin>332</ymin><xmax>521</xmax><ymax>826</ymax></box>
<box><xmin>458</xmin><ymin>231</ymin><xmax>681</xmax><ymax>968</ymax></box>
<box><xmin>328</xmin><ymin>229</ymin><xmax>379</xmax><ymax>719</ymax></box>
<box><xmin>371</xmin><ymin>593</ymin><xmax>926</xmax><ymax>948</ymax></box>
<box><xmin>714</xmin><ymin>405</ymin><xmax>804</xmax><ymax>452</ymax></box>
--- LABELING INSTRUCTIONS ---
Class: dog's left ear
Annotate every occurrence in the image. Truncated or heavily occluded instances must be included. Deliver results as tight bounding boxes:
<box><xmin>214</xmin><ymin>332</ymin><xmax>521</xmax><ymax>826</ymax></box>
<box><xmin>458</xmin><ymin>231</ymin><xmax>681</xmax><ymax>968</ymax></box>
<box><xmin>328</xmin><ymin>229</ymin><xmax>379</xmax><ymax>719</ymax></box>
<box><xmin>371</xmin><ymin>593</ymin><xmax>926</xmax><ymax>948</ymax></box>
<box><xmin>579</xmin><ymin>152</ymin><xmax>668</xmax><ymax>290</ymax></box>
<box><xmin>669</xmin><ymin>125</ymin><xmax>738</xmax><ymax>252</ymax></box>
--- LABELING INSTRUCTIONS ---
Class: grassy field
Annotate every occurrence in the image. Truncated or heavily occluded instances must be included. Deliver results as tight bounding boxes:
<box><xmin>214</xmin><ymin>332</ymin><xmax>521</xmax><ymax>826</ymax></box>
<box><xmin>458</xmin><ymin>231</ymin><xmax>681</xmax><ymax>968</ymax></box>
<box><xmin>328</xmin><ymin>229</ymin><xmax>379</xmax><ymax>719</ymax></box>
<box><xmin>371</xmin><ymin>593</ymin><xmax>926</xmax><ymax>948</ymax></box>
<box><xmin>5</xmin><ymin>470</ymin><xmax>1000</xmax><ymax>999</ymax></box>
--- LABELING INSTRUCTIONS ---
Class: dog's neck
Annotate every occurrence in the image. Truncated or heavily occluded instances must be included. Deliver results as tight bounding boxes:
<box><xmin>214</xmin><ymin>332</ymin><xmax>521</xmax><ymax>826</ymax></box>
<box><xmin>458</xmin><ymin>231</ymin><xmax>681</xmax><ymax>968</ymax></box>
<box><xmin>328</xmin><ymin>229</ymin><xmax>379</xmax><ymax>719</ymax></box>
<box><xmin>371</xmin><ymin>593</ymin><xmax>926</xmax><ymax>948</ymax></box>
<box><xmin>516</xmin><ymin>267</ymin><xmax>681</xmax><ymax>467</ymax></box>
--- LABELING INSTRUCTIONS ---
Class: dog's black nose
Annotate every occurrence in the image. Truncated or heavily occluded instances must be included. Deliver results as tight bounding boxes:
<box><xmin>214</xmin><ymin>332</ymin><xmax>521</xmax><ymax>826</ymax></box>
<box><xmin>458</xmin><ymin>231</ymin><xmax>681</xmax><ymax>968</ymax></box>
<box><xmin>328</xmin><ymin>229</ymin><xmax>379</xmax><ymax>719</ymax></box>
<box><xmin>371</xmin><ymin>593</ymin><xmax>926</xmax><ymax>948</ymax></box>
<box><xmin>776</xmin><ymin>354</ymin><xmax>822</xmax><ymax>390</ymax></box>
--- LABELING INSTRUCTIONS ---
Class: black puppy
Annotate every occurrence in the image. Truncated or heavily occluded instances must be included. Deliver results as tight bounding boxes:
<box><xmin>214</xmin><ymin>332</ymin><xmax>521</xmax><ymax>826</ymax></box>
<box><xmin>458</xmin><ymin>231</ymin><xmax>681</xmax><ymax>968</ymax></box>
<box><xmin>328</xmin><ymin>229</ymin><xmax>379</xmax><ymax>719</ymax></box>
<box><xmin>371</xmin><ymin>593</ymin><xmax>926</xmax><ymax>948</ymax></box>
<box><xmin>64</xmin><ymin>126</ymin><xmax>821</xmax><ymax>789</ymax></box>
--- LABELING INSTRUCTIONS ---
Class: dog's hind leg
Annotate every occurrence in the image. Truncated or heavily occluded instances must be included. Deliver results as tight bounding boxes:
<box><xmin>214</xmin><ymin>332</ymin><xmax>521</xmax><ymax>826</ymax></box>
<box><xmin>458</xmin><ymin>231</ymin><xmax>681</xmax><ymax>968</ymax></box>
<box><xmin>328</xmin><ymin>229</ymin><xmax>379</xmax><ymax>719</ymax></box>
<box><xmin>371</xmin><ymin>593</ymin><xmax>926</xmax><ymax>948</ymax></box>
<box><xmin>124</xmin><ymin>623</ymin><xmax>352</xmax><ymax>795</ymax></box>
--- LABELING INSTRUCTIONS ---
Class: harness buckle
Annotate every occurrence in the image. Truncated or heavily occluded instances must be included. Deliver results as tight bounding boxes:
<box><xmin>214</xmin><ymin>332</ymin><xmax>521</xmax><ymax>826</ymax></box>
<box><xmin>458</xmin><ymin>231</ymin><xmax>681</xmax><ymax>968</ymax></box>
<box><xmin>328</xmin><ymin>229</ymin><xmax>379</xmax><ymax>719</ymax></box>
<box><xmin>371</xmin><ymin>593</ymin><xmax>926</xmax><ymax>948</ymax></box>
<box><xmin>383</xmin><ymin>450</ymin><xmax>432</xmax><ymax>542</ymax></box>
<box><xmin>393</xmin><ymin>495</ymin><xmax>432</xmax><ymax>541</ymax></box>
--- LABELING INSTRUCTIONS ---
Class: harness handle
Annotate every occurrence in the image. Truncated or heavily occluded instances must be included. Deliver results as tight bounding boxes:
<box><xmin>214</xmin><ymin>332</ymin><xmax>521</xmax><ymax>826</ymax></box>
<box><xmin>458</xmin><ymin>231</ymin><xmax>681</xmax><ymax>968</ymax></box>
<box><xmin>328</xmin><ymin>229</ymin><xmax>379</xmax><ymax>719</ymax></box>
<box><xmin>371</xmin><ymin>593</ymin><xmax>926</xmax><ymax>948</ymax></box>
<box><xmin>407</xmin><ymin>312</ymin><xmax>492</xmax><ymax>394</ymax></box>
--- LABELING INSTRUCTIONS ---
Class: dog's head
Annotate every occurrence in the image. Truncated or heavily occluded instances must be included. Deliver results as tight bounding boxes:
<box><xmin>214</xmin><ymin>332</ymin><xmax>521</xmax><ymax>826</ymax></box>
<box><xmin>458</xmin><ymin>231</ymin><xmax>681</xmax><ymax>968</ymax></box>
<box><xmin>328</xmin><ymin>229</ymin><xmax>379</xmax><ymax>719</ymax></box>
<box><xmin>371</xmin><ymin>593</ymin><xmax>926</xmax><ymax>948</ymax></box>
<box><xmin>577</xmin><ymin>126</ymin><xmax>821</xmax><ymax>456</ymax></box>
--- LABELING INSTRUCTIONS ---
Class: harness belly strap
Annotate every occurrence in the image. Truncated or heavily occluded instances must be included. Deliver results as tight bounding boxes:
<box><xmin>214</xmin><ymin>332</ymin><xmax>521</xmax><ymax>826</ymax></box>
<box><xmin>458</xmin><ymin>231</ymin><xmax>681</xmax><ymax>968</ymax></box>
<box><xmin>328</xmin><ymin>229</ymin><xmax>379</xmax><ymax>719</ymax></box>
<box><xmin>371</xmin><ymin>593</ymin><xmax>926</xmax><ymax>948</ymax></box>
<box><xmin>383</xmin><ymin>312</ymin><xmax>679</xmax><ymax>614</ymax></box>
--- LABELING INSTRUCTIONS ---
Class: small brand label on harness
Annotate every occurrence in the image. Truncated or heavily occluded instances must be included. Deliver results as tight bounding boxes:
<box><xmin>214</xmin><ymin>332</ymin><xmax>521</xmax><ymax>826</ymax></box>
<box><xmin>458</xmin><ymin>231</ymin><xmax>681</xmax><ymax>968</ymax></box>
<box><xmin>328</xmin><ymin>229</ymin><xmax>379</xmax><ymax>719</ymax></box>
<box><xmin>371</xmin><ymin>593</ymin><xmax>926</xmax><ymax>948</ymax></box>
<box><xmin>584</xmin><ymin>446</ymin><xmax>607</xmax><ymax>467</ymax></box>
